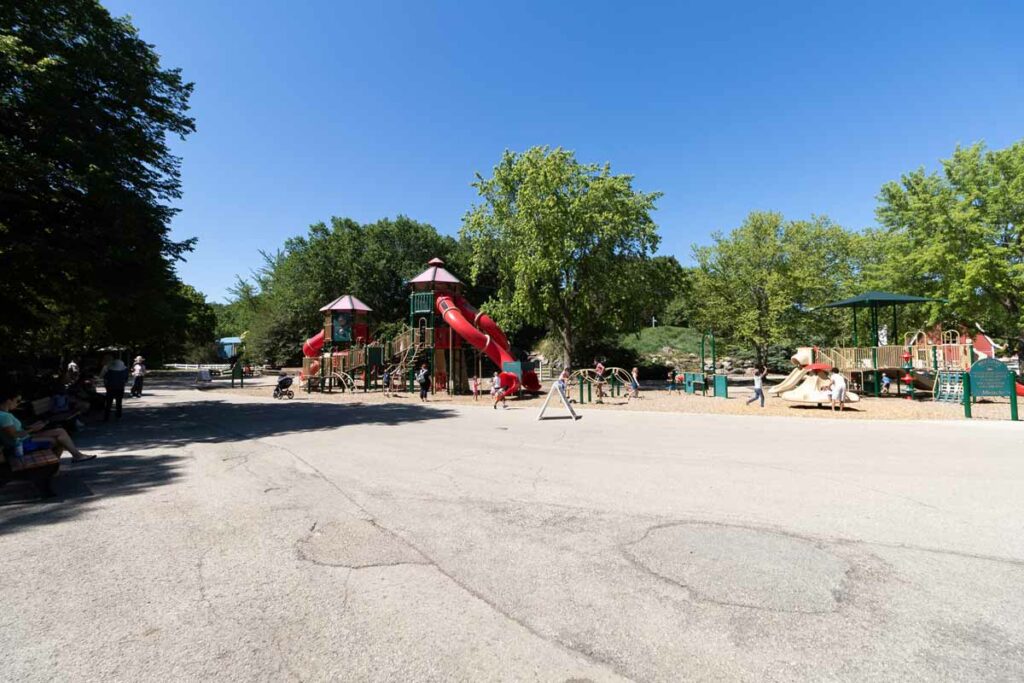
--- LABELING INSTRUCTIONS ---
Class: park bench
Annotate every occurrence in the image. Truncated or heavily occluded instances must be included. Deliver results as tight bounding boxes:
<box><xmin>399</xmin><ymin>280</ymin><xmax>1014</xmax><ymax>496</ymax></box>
<box><xmin>28</xmin><ymin>396</ymin><xmax>82</xmax><ymax>431</ymax></box>
<box><xmin>0</xmin><ymin>433</ymin><xmax>60</xmax><ymax>498</ymax></box>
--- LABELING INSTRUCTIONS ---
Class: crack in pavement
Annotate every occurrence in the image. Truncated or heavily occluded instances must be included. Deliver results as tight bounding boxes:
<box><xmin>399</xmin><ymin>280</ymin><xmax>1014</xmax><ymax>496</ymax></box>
<box><xmin>185</xmin><ymin>408</ymin><xmax>634</xmax><ymax>681</ymax></box>
<box><xmin>620</xmin><ymin>521</ymin><xmax>854</xmax><ymax>615</ymax></box>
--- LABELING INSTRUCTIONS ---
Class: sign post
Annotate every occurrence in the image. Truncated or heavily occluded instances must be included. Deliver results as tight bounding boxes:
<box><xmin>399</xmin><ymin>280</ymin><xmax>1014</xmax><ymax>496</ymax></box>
<box><xmin>965</xmin><ymin>359</ymin><xmax>1018</xmax><ymax>421</ymax></box>
<box><xmin>537</xmin><ymin>382</ymin><xmax>581</xmax><ymax>421</ymax></box>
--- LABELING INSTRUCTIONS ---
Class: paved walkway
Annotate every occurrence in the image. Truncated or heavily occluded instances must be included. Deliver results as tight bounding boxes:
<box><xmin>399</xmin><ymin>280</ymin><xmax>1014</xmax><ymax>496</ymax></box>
<box><xmin>2</xmin><ymin>381</ymin><xmax>1023</xmax><ymax>681</ymax></box>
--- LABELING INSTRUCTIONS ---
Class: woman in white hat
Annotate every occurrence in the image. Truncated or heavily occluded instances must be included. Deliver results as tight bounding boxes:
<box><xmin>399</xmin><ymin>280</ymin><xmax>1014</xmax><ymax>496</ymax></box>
<box><xmin>130</xmin><ymin>356</ymin><xmax>146</xmax><ymax>398</ymax></box>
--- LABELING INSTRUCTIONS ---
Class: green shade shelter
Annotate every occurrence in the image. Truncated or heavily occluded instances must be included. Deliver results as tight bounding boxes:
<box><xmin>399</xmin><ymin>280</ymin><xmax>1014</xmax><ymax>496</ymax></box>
<box><xmin>819</xmin><ymin>291</ymin><xmax>945</xmax><ymax>347</ymax></box>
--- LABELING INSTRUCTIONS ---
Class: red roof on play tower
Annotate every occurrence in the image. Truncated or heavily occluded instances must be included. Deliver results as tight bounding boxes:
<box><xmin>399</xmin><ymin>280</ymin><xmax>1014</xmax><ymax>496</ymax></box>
<box><xmin>319</xmin><ymin>294</ymin><xmax>372</xmax><ymax>312</ymax></box>
<box><xmin>409</xmin><ymin>258</ymin><xmax>462</xmax><ymax>285</ymax></box>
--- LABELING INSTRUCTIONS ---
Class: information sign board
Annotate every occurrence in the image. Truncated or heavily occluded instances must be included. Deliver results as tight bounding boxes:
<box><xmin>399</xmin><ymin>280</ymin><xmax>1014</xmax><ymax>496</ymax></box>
<box><xmin>970</xmin><ymin>358</ymin><xmax>1010</xmax><ymax>397</ymax></box>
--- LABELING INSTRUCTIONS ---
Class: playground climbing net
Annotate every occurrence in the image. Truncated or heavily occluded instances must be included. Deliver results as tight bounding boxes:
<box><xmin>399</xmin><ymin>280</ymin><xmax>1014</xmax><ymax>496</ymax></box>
<box><xmin>934</xmin><ymin>372</ymin><xmax>964</xmax><ymax>403</ymax></box>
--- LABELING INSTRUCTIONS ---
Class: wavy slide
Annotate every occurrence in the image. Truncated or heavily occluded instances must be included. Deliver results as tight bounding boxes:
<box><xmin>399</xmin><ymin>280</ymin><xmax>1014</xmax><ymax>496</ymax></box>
<box><xmin>437</xmin><ymin>295</ymin><xmax>542</xmax><ymax>394</ymax></box>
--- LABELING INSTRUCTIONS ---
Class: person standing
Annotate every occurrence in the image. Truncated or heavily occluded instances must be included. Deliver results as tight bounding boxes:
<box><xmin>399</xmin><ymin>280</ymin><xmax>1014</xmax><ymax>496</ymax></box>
<box><xmin>627</xmin><ymin>367</ymin><xmax>641</xmax><ymax>400</ymax></box>
<box><xmin>829</xmin><ymin>367</ymin><xmax>848</xmax><ymax>412</ymax></box>
<box><xmin>130</xmin><ymin>356</ymin><xmax>146</xmax><ymax>398</ymax></box>
<box><xmin>556</xmin><ymin>367</ymin><xmax>570</xmax><ymax>397</ymax></box>
<box><xmin>746</xmin><ymin>366</ymin><xmax>766</xmax><ymax>407</ymax></box>
<box><xmin>416</xmin><ymin>363</ymin><xmax>430</xmax><ymax>402</ymax></box>
<box><xmin>100</xmin><ymin>355</ymin><xmax>129</xmax><ymax>421</ymax></box>
<box><xmin>471</xmin><ymin>375</ymin><xmax>480</xmax><ymax>401</ymax></box>
<box><xmin>594</xmin><ymin>359</ymin><xmax>606</xmax><ymax>403</ymax></box>
<box><xmin>66</xmin><ymin>359</ymin><xmax>80</xmax><ymax>384</ymax></box>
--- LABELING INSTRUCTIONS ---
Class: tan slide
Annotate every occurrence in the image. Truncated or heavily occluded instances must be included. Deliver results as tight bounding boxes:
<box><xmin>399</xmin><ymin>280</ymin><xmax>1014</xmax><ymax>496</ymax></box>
<box><xmin>778</xmin><ymin>371</ymin><xmax>860</xmax><ymax>403</ymax></box>
<box><xmin>767</xmin><ymin>367</ymin><xmax>806</xmax><ymax>396</ymax></box>
<box><xmin>767</xmin><ymin>347</ymin><xmax>816</xmax><ymax>396</ymax></box>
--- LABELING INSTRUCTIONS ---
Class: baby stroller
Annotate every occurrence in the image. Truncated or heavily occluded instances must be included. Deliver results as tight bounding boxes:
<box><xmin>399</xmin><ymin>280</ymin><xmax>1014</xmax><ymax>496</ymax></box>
<box><xmin>273</xmin><ymin>375</ymin><xmax>294</xmax><ymax>399</ymax></box>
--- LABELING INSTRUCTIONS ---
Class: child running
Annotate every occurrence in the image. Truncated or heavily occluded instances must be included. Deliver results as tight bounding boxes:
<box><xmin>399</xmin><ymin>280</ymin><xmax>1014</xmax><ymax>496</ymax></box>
<box><xmin>492</xmin><ymin>373</ymin><xmax>510</xmax><ymax>410</ymax></box>
<box><xmin>746</xmin><ymin>366</ymin><xmax>766</xmax><ymax>407</ymax></box>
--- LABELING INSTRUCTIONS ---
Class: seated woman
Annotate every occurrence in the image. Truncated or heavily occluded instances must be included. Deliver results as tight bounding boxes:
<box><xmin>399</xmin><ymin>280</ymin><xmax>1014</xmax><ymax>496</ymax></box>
<box><xmin>0</xmin><ymin>388</ymin><xmax>96</xmax><ymax>462</ymax></box>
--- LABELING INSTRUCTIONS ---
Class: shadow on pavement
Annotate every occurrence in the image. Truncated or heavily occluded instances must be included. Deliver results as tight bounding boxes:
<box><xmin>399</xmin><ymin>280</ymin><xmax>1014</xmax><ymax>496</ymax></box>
<box><xmin>0</xmin><ymin>396</ymin><xmax>452</xmax><ymax>532</ymax></box>
<box><xmin>0</xmin><ymin>453</ymin><xmax>185</xmax><ymax>535</ymax></box>
<box><xmin>80</xmin><ymin>398</ymin><xmax>456</xmax><ymax>453</ymax></box>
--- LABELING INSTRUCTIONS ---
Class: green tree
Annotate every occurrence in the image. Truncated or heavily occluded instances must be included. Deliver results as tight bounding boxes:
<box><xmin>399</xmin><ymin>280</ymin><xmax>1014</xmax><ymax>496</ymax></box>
<box><xmin>163</xmin><ymin>283</ymin><xmax>219</xmax><ymax>362</ymax></box>
<box><xmin>690</xmin><ymin>212</ymin><xmax>857</xmax><ymax>363</ymax></box>
<box><xmin>461</xmin><ymin>147</ymin><xmax>663</xmax><ymax>365</ymax></box>
<box><xmin>0</xmin><ymin>1</ymin><xmax>196</xmax><ymax>360</ymax></box>
<box><xmin>653</xmin><ymin>261</ymin><xmax>696</xmax><ymax>327</ymax></box>
<box><xmin>233</xmin><ymin>216</ymin><xmax>459</xmax><ymax>365</ymax></box>
<box><xmin>876</xmin><ymin>140</ymin><xmax>1024</xmax><ymax>352</ymax></box>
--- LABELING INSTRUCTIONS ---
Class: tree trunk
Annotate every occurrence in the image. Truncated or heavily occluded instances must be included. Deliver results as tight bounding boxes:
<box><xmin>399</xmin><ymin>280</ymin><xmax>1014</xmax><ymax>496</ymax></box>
<box><xmin>559</xmin><ymin>324</ymin><xmax>574</xmax><ymax>368</ymax></box>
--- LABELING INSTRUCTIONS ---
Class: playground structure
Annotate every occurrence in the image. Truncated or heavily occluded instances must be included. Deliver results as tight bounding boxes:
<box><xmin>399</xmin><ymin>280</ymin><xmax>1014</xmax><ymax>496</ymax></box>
<box><xmin>781</xmin><ymin>290</ymin><xmax>1024</xmax><ymax>401</ymax></box>
<box><xmin>768</xmin><ymin>348</ymin><xmax>861</xmax><ymax>404</ymax></box>
<box><xmin>807</xmin><ymin>329</ymin><xmax>1024</xmax><ymax>400</ymax></box>
<box><xmin>300</xmin><ymin>295</ymin><xmax>379</xmax><ymax>393</ymax></box>
<box><xmin>566</xmin><ymin>367</ymin><xmax>634</xmax><ymax>403</ymax></box>
<box><xmin>300</xmin><ymin>259</ymin><xmax>541</xmax><ymax>397</ymax></box>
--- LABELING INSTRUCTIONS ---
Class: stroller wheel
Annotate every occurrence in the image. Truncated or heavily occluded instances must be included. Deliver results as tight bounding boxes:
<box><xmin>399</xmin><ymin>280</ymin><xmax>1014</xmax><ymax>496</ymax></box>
<box><xmin>272</xmin><ymin>389</ymin><xmax>280</xmax><ymax>399</ymax></box>
<box><xmin>285</xmin><ymin>390</ymin><xmax>294</xmax><ymax>399</ymax></box>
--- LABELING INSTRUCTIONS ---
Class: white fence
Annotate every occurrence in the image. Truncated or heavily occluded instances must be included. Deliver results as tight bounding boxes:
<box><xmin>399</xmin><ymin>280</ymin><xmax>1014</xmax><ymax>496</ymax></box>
<box><xmin>164</xmin><ymin>363</ymin><xmax>231</xmax><ymax>371</ymax></box>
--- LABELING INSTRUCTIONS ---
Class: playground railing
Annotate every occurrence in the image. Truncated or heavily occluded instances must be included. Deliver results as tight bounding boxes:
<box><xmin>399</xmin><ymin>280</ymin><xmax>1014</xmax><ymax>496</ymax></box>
<box><xmin>817</xmin><ymin>344</ymin><xmax>973</xmax><ymax>373</ymax></box>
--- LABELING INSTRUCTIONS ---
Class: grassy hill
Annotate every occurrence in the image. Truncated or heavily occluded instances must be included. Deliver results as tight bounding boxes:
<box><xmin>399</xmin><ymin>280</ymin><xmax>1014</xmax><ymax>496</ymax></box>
<box><xmin>618</xmin><ymin>326</ymin><xmax>703</xmax><ymax>358</ymax></box>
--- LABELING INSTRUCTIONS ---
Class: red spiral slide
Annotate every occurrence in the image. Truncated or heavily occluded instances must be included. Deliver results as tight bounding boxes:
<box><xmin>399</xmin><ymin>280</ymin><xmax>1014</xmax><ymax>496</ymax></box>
<box><xmin>449</xmin><ymin>296</ymin><xmax>541</xmax><ymax>392</ymax></box>
<box><xmin>436</xmin><ymin>295</ymin><xmax>542</xmax><ymax>394</ymax></box>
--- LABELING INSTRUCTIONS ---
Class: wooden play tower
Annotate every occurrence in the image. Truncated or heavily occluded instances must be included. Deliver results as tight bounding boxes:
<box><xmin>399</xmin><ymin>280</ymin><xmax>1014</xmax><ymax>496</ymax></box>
<box><xmin>407</xmin><ymin>258</ymin><xmax>471</xmax><ymax>395</ymax></box>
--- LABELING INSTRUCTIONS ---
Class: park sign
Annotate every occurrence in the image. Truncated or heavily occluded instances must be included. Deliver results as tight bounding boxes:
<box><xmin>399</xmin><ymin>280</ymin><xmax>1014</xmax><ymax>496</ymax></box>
<box><xmin>964</xmin><ymin>358</ymin><xmax>1019</xmax><ymax>421</ymax></box>
<box><xmin>970</xmin><ymin>359</ymin><xmax>1011</xmax><ymax>397</ymax></box>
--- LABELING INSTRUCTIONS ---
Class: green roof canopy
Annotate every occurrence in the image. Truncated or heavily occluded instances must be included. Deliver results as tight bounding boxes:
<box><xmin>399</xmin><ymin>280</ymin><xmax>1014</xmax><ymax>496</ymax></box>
<box><xmin>817</xmin><ymin>291</ymin><xmax>945</xmax><ymax>348</ymax></box>
<box><xmin>820</xmin><ymin>291</ymin><xmax>944</xmax><ymax>309</ymax></box>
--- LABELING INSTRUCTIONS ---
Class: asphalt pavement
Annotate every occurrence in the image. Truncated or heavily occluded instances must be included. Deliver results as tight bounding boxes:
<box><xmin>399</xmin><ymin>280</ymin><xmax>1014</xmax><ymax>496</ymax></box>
<box><xmin>2</xmin><ymin>379</ymin><xmax>1022</xmax><ymax>681</ymax></box>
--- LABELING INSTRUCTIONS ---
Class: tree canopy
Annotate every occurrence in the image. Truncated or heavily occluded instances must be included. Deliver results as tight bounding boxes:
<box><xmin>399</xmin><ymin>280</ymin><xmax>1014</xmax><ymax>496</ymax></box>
<box><xmin>689</xmin><ymin>212</ymin><xmax>858</xmax><ymax>363</ymax></box>
<box><xmin>230</xmin><ymin>216</ymin><xmax>465</xmax><ymax>366</ymax></box>
<box><xmin>1</xmin><ymin>0</ymin><xmax>207</xmax><ymax>363</ymax></box>
<box><xmin>876</xmin><ymin>141</ymin><xmax>1024</xmax><ymax>352</ymax></box>
<box><xmin>460</xmin><ymin>147</ymin><xmax>665</xmax><ymax>365</ymax></box>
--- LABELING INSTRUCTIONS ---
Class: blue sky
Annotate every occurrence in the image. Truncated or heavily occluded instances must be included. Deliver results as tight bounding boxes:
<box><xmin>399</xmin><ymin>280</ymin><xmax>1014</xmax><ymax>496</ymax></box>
<box><xmin>104</xmin><ymin>0</ymin><xmax>1024</xmax><ymax>302</ymax></box>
